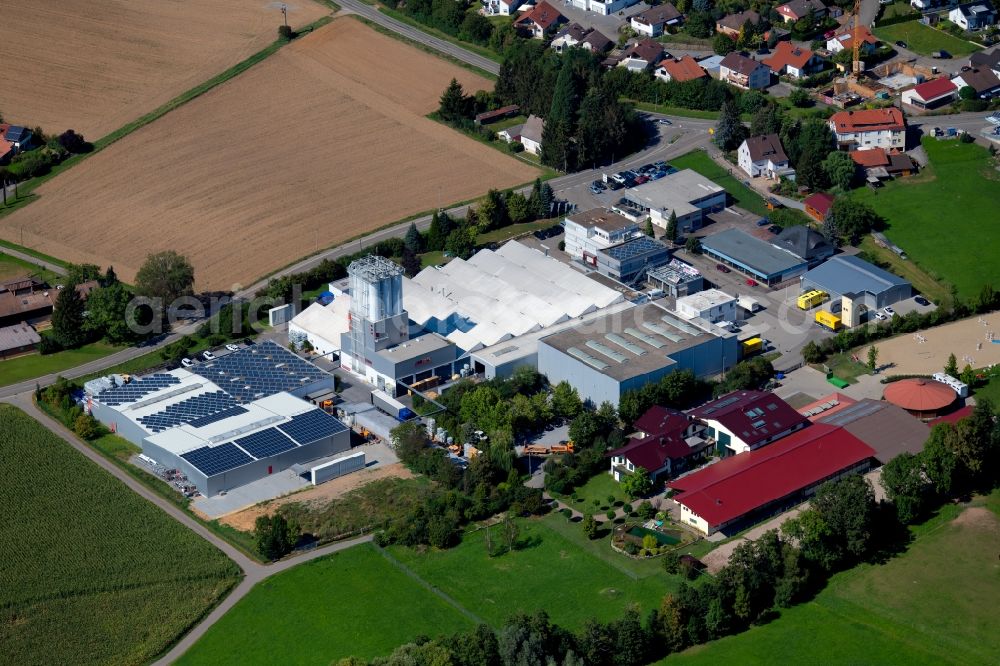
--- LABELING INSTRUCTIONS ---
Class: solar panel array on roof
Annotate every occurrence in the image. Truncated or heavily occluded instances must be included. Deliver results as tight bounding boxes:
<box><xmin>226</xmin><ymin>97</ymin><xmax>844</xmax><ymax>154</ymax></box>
<box><xmin>137</xmin><ymin>391</ymin><xmax>239</xmax><ymax>433</ymax></box>
<box><xmin>277</xmin><ymin>409</ymin><xmax>347</xmax><ymax>445</ymax></box>
<box><xmin>235</xmin><ymin>428</ymin><xmax>298</xmax><ymax>458</ymax></box>
<box><xmin>181</xmin><ymin>442</ymin><xmax>255</xmax><ymax>476</ymax></box>
<box><xmin>96</xmin><ymin>374</ymin><xmax>181</xmax><ymax>406</ymax></box>
<box><xmin>192</xmin><ymin>340</ymin><xmax>326</xmax><ymax>402</ymax></box>
<box><xmin>188</xmin><ymin>405</ymin><xmax>249</xmax><ymax>429</ymax></box>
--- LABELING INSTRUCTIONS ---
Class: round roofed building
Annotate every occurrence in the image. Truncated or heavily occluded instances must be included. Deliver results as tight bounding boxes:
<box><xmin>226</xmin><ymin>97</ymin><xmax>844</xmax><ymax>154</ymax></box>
<box><xmin>883</xmin><ymin>378</ymin><xmax>956</xmax><ymax>419</ymax></box>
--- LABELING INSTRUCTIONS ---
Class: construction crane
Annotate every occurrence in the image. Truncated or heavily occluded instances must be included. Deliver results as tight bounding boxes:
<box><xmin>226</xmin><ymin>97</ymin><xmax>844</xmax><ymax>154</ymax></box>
<box><xmin>852</xmin><ymin>0</ymin><xmax>863</xmax><ymax>78</ymax></box>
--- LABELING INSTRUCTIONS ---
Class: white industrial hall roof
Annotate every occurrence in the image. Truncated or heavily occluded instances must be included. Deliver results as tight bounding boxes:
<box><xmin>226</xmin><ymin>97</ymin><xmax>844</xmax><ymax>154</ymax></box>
<box><xmin>406</xmin><ymin>241</ymin><xmax>624</xmax><ymax>351</ymax></box>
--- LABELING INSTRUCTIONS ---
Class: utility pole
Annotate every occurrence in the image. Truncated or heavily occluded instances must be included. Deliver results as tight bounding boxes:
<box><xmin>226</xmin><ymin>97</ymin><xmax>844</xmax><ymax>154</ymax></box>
<box><xmin>281</xmin><ymin>3</ymin><xmax>288</xmax><ymax>27</ymax></box>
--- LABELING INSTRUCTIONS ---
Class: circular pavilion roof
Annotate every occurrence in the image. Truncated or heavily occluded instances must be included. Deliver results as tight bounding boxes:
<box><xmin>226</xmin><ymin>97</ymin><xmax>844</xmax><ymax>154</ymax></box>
<box><xmin>883</xmin><ymin>378</ymin><xmax>956</xmax><ymax>412</ymax></box>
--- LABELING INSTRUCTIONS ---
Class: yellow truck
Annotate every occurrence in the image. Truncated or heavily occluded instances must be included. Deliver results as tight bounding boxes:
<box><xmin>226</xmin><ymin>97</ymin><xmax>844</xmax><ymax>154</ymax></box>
<box><xmin>741</xmin><ymin>337</ymin><xmax>763</xmax><ymax>356</ymax></box>
<box><xmin>815</xmin><ymin>310</ymin><xmax>842</xmax><ymax>331</ymax></box>
<box><xmin>797</xmin><ymin>290</ymin><xmax>828</xmax><ymax>310</ymax></box>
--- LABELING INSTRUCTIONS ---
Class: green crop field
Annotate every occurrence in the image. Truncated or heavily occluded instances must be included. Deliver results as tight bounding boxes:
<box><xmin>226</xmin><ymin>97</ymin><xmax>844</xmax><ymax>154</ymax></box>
<box><xmin>873</xmin><ymin>20</ymin><xmax>981</xmax><ymax>57</ymax></box>
<box><xmin>853</xmin><ymin>138</ymin><xmax>1000</xmax><ymax>299</ymax></box>
<box><xmin>387</xmin><ymin>518</ymin><xmax>678</xmax><ymax>630</ymax></box>
<box><xmin>668</xmin><ymin>151</ymin><xmax>770</xmax><ymax>217</ymax></box>
<box><xmin>0</xmin><ymin>405</ymin><xmax>240</xmax><ymax>665</ymax></box>
<box><xmin>177</xmin><ymin>544</ymin><xmax>474</xmax><ymax>665</ymax></box>
<box><xmin>662</xmin><ymin>493</ymin><xmax>1000</xmax><ymax>664</ymax></box>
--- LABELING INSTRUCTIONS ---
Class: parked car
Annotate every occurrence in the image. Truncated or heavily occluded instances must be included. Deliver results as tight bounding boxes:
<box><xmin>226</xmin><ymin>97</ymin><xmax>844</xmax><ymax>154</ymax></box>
<box><xmin>639</xmin><ymin>163</ymin><xmax>656</xmax><ymax>173</ymax></box>
<box><xmin>914</xmin><ymin>296</ymin><xmax>931</xmax><ymax>306</ymax></box>
<box><xmin>756</xmin><ymin>217</ymin><xmax>770</xmax><ymax>226</ymax></box>
<box><xmin>650</xmin><ymin>171</ymin><xmax>666</xmax><ymax>180</ymax></box>
<box><xmin>202</xmin><ymin>351</ymin><xmax>216</xmax><ymax>361</ymax></box>
<box><xmin>635</xmin><ymin>175</ymin><xmax>649</xmax><ymax>185</ymax></box>
<box><xmin>986</xmin><ymin>112</ymin><xmax>1000</xmax><ymax>126</ymax></box>
<box><xmin>767</xmin><ymin>225</ymin><xmax>781</xmax><ymax>234</ymax></box>
<box><xmin>895</xmin><ymin>40</ymin><xmax>907</xmax><ymax>48</ymax></box>
<box><xmin>590</xmin><ymin>185</ymin><xmax>603</xmax><ymax>194</ymax></box>
<box><xmin>225</xmin><ymin>343</ymin><xmax>240</xmax><ymax>351</ymax></box>
<box><xmin>715</xmin><ymin>263</ymin><xmax>731</xmax><ymax>273</ymax></box>
<box><xmin>181</xmin><ymin>358</ymin><xmax>194</xmax><ymax>368</ymax></box>
<box><xmin>548</xmin><ymin>225</ymin><xmax>563</xmax><ymax>236</ymax></box>
<box><xmin>932</xmin><ymin>50</ymin><xmax>951</xmax><ymax>59</ymax></box>
<box><xmin>746</xmin><ymin>278</ymin><xmax>758</xmax><ymax>287</ymax></box>
<box><xmin>658</xmin><ymin>118</ymin><xmax>672</xmax><ymax>125</ymax></box>
<box><xmin>883</xmin><ymin>306</ymin><xmax>895</xmax><ymax>317</ymax></box>
<box><xmin>873</xmin><ymin>311</ymin><xmax>887</xmax><ymax>321</ymax></box>
<box><xmin>607</xmin><ymin>180</ymin><xmax>623</xmax><ymax>190</ymax></box>
<box><xmin>592</xmin><ymin>180</ymin><xmax>606</xmax><ymax>190</ymax></box>
<box><xmin>533</xmin><ymin>230</ymin><xmax>547</xmax><ymax>240</ymax></box>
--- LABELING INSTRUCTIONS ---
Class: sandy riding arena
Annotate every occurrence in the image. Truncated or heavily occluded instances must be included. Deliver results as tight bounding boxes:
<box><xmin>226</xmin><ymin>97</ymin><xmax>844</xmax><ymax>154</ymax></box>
<box><xmin>869</xmin><ymin>315</ymin><xmax>1000</xmax><ymax>375</ymax></box>
<box><xmin>0</xmin><ymin>18</ymin><xmax>538</xmax><ymax>290</ymax></box>
<box><xmin>0</xmin><ymin>0</ymin><xmax>329</xmax><ymax>139</ymax></box>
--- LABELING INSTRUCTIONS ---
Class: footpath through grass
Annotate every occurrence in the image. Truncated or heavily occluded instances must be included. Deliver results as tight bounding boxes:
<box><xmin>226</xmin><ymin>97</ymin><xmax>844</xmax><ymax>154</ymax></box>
<box><xmin>0</xmin><ymin>251</ymin><xmax>62</xmax><ymax>283</ymax></box>
<box><xmin>669</xmin><ymin>150</ymin><xmax>770</xmax><ymax>217</ymax></box>
<box><xmin>662</xmin><ymin>492</ymin><xmax>1000</xmax><ymax>665</ymax></box>
<box><xmin>0</xmin><ymin>405</ymin><xmax>241</xmax><ymax>666</ymax></box>
<box><xmin>853</xmin><ymin>137</ymin><xmax>1000</xmax><ymax>300</ymax></box>
<box><xmin>873</xmin><ymin>20</ymin><xmax>981</xmax><ymax>57</ymax></box>
<box><xmin>177</xmin><ymin>543</ymin><xmax>474</xmax><ymax>665</ymax></box>
<box><xmin>0</xmin><ymin>341</ymin><xmax>121</xmax><ymax>388</ymax></box>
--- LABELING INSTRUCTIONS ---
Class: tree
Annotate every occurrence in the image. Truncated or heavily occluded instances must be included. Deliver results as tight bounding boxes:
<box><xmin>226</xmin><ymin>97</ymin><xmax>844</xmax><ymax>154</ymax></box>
<box><xmin>102</xmin><ymin>265</ymin><xmax>119</xmax><ymax>287</ymax></box>
<box><xmin>583</xmin><ymin>513</ymin><xmax>598</xmax><ymax>539</ymax></box>
<box><xmin>57</xmin><ymin>129</ymin><xmax>92</xmax><ymax>154</ymax></box>
<box><xmin>830</xmin><ymin>198</ymin><xmax>880</xmax><ymax>244</ymax></box>
<box><xmin>66</xmin><ymin>263</ymin><xmax>102</xmax><ymax>285</ymax></box>
<box><xmin>802</xmin><ymin>339</ymin><xmax>824</xmax><ymax>363</ymax></box>
<box><xmin>551</xmin><ymin>381</ymin><xmax>582</xmax><ymax>419</ymax></box>
<box><xmin>643</xmin><ymin>218</ymin><xmax>655</xmax><ymax>237</ymax></box>
<box><xmin>945</xmin><ymin>353</ymin><xmax>959</xmax><ymax>377</ymax></box>
<box><xmin>959</xmin><ymin>85</ymin><xmax>977</xmax><ymax>100</ymax></box>
<box><xmin>73</xmin><ymin>413</ymin><xmax>101</xmax><ymax>440</ymax></box>
<box><xmin>621</xmin><ymin>467</ymin><xmax>653</xmax><ymax>499</ymax></box>
<box><xmin>85</xmin><ymin>282</ymin><xmax>141</xmax><ymax>344</ymax></box>
<box><xmin>750</xmin><ymin>105</ymin><xmax>783</xmax><ymax>136</ymax></box>
<box><xmin>881</xmin><ymin>452</ymin><xmax>927</xmax><ymax>524</ymax></box>
<box><xmin>782</xmin><ymin>509</ymin><xmax>837</xmax><ymax>570</ymax></box>
<box><xmin>823</xmin><ymin>150</ymin><xmax>856</xmax><ymax>190</ymax></box>
<box><xmin>460</xmin><ymin>10</ymin><xmax>493</xmax><ymax>43</ymax></box>
<box><xmin>923</xmin><ymin>424</ymin><xmax>959</xmax><ymax>496</ymax></box>
<box><xmin>812</xmin><ymin>474</ymin><xmax>876</xmax><ymax>562</ymax></box>
<box><xmin>51</xmin><ymin>284</ymin><xmax>86</xmax><ymax>349</ymax></box>
<box><xmin>404</xmin><ymin>222</ymin><xmax>422</xmax><ymax>254</ymax></box>
<box><xmin>401</xmin><ymin>246</ymin><xmax>422</xmax><ymax>278</ymax></box>
<box><xmin>866</xmin><ymin>345</ymin><xmax>879</xmax><ymax>372</ymax></box>
<box><xmin>665</xmin><ymin>210</ymin><xmax>678</xmax><ymax>243</ymax></box>
<box><xmin>714</xmin><ymin>100</ymin><xmax>746</xmax><ymax>151</ymax></box>
<box><xmin>704</xmin><ymin>596</ymin><xmax>731</xmax><ymax>639</ymax></box>
<box><xmin>445</xmin><ymin>227</ymin><xmax>475</xmax><ymax>259</ymax></box>
<box><xmin>135</xmin><ymin>251</ymin><xmax>195</xmax><ymax>307</ymax></box>
<box><xmin>820</xmin><ymin>215</ymin><xmax>841</xmax><ymax>247</ymax></box>
<box><xmin>788</xmin><ymin>87</ymin><xmax>811</xmax><ymax>107</ymax></box>
<box><xmin>254</xmin><ymin>514</ymin><xmax>299</xmax><ymax>560</ymax></box>
<box><xmin>507</xmin><ymin>191</ymin><xmax>530</xmax><ymax>224</ymax></box>
<box><xmin>713</xmin><ymin>32</ymin><xmax>737</xmax><ymax>55</ymax></box>
<box><xmin>477</xmin><ymin>189</ymin><xmax>508</xmax><ymax>231</ymax></box>
<box><xmin>685</xmin><ymin>236</ymin><xmax>702</xmax><ymax>254</ymax></box>
<box><xmin>439</xmin><ymin>78</ymin><xmax>470</xmax><ymax>122</ymax></box>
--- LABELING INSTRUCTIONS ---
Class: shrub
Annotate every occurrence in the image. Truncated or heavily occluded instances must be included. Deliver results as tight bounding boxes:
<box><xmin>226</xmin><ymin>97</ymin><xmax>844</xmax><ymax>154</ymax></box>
<box><xmin>606</xmin><ymin>510</ymin><xmax>616</xmax><ymax>520</ymax></box>
<box><xmin>278</xmin><ymin>25</ymin><xmax>295</xmax><ymax>41</ymax></box>
<box><xmin>623</xmin><ymin>542</ymin><xmax>640</xmax><ymax>555</ymax></box>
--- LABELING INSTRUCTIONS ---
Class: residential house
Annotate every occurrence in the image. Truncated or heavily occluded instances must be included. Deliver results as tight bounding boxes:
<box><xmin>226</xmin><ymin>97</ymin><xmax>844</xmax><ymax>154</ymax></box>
<box><xmin>825</xmin><ymin>25</ymin><xmax>878</xmax><ymax>54</ymax></box>
<box><xmin>776</xmin><ymin>0</ymin><xmax>828</xmax><ymax>23</ymax></box>
<box><xmin>719</xmin><ymin>52</ymin><xmax>771</xmax><ymax>89</ymax></box>
<box><xmin>771</xmin><ymin>226</ymin><xmax>834</xmax><ymax>266</ymax></box>
<box><xmin>949</xmin><ymin>1</ymin><xmax>996</xmax><ymax>30</ymax></box>
<box><xmin>951</xmin><ymin>67</ymin><xmax>1000</xmax><ymax>98</ymax></box>
<box><xmin>497</xmin><ymin>114</ymin><xmax>545</xmax><ymax>154</ymax></box>
<box><xmin>828</xmin><ymin>107</ymin><xmax>906</xmax><ymax>150</ymax></box>
<box><xmin>514</xmin><ymin>1</ymin><xmax>566</xmax><ymax>39</ymax></box>
<box><xmin>585</xmin><ymin>0</ymin><xmax>642</xmax><ymax>16</ymax></box>
<box><xmin>849</xmin><ymin>147</ymin><xmax>916</xmax><ymax>179</ymax></box>
<box><xmin>655</xmin><ymin>55</ymin><xmax>708</xmax><ymax>83</ymax></box>
<box><xmin>803</xmin><ymin>192</ymin><xmax>835</xmax><ymax>222</ymax></box>
<box><xmin>901</xmin><ymin>77</ymin><xmax>958</xmax><ymax>108</ymax></box>
<box><xmin>969</xmin><ymin>47</ymin><xmax>1000</xmax><ymax>76</ymax></box>
<box><xmin>2</xmin><ymin>125</ymin><xmax>34</xmax><ymax>153</ymax></box>
<box><xmin>688</xmin><ymin>390</ymin><xmax>810</xmax><ymax>456</ymax></box>
<box><xmin>609</xmin><ymin>406</ymin><xmax>711</xmax><ymax>482</ymax></box>
<box><xmin>763</xmin><ymin>41</ymin><xmax>824</xmax><ymax>79</ymax></box>
<box><xmin>580</xmin><ymin>29</ymin><xmax>614</xmax><ymax>53</ymax></box>
<box><xmin>551</xmin><ymin>22</ymin><xmax>589</xmax><ymax>51</ymax></box>
<box><xmin>0</xmin><ymin>277</ymin><xmax>55</xmax><ymax>328</ymax></box>
<box><xmin>738</xmin><ymin>134</ymin><xmax>795</xmax><ymax>180</ymax></box>
<box><xmin>618</xmin><ymin>39</ymin><xmax>667</xmax><ymax>72</ymax></box>
<box><xmin>0</xmin><ymin>322</ymin><xmax>41</xmax><ymax>359</ymax></box>
<box><xmin>481</xmin><ymin>0</ymin><xmax>520</xmax><ymax>16</ymax></box>
<box><xmin>0</xmin><ymin>138</ymin><xmax>13</xmax><ymax>165</ymax></box>
<box><xmin>716</xmin><ymin>10</ymin><xmax>762</xmax><ymax>39</ymax></box>
<box><xmin>629</xmin><ymin>4</ymin><xmax>683</xmax><ymax>38</ymax></box>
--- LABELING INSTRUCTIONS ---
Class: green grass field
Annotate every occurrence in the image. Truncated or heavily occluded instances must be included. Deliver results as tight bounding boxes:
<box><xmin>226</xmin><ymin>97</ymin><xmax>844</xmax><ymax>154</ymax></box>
<box><xmin>556</xmin><ymin>472</ymin><xmax>629</xmax><ymax>512</ymax></box>
<box><xmin>0</xmin><ymin>340</ymin><xmax>121</xmax><ymax>387</ymax></box>
<box><xmin>853</xmin><ymin>138</ymin><xmax>1000</xmax><ymax>299</ymax></box>
<box><xmin>669</xmin><ymin>151</ymin><xmax>770</xmax><ymax>217</ymax></box>
<box><xmin>387</xmin><ymin>518</ymin><xmax>678</xmax><ymax>630</ymax></box>
<box><xmin>0</xmin><ymin>405</ymin><xmax>240</xmax><ymax>665</ymax></box>
<box><xmin>0</xmin><ymin>251</ymin><xmax>61</xmax><ymax>283</ymax></box>
<box><xmin>663</xmin><ymin>493</ymin><xmax>1000</xmax><ymax>664</ymax></box>
<box><xmin>873</xmin><ymin>20</ymin><xmax>981</xmax><ymax>57</ymax></box>
<box><xmin>177</xmin><ymin>544</ymin><xmax>474</xmax><ymax>665</ymax></box>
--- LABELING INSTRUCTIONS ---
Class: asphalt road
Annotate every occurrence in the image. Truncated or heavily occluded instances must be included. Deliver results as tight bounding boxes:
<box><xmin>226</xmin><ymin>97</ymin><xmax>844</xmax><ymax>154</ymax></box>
<box><xmin>0</xmin><ymin>243</ymin><xmax>68</xmax><ymax>276</ymax></box>
<box><xmin>337</xmin><ymin>0</ymin><xmax>500</xmax><ymax>76</ymax></box>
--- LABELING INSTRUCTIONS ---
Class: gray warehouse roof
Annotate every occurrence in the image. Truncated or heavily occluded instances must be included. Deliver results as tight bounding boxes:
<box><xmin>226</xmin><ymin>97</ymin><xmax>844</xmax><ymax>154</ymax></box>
<box><xmin>702</xmin><ymin>228</ymin><xmax>804</xmax><ymax>277</ymax></box>
<box><xmin>600</xmin><ymin>235</ymin><xmax>669</xmax><ymax>260</ymax></box>
<box><xmin>801</xmin><ymin>255</ymin><xmax>909</xmax><ymax>296</ymax></box>
<box><xmin>539</xmin><ymin>302</ymin><xmax>723</xmax><ymax>382</ymax></box>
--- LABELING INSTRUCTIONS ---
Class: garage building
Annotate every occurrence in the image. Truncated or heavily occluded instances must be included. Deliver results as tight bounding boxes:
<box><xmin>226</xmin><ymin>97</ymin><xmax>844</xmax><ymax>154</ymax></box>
<box><xmin>701</xmin><ymin>228</ymin><xmax>809</xmax><ymax>285</ymax></box>
<box><xmin>799</xmin><ymin>254</ymin><xmax>911</xmax><ymax>310</ymax></box>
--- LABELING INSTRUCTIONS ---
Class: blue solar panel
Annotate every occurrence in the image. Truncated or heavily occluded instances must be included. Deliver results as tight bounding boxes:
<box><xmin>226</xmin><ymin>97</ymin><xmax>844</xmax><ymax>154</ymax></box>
<box><xmin>190</xmin><ymin>340</ymin><xmax>327</xmax><ymax>402</ymax></box>
<box><xmin>188</xmin><ymin>405</ymin><xmax>249</xmax><ymax>428</ymax></box>
<box><xmin>97</xmin><ymin>374</ymin><xmax>181</xmax><ymax>406</ymax></box>
<box><xmin>235</xmin><ymin>428</ymin><xmax>297</xmax><ymax>458</ymax></box>
<box><xmin>181</xmin><ymin>443</ymin><xmax>255</xmax><ymax>476</ymax></box>
<box><xmin>137</xmin><ymin>391</ymin><xmax>240</xmax><ymax>433</ymax></box>
<box><xmin>277</xmin><ymin>409</ymin><xmax>346</xmax><ymax>445</ymax></box>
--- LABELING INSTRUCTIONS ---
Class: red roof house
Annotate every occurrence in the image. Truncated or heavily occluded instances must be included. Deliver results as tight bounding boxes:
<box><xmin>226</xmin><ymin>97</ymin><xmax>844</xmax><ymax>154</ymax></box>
<box><xmin>763</xmin><ymin>41</ymin><xmax>824</xmax><ymax>78</ymax></box>
<box><xmin>515</xmin><ymin>1</ymin><xmax>567</xmax><ymax>39</ymax></box>
<box><xmin>902</xmin><ymin>78</ymin><xmax>958</xmax><ymax>109</ymax></box>
<box><xmin>656</xmin><ymin>55</ymin><xmax>708</xmax><ymax>83</ymax></box>
<box><xmin>689</xmin><ymin>390</ymin><xmax>810</xmax><ymax>455</ymax></box>
<box><xmin>609</xmin><ymin>406</ymin><xmax>711</xmax><ymax>481</ymax></box>
<box><xmin>669</xmin><ymin>424</ymin><xmax>876</xmax><ymax>534</ymax></box>
<box><xmin>828</xmin><ymin>107</ymin><xmax>906</xmax><ymax>151</ymax></box>
<box><xmin>804</xmin><ymin>192</ymin><xmax>835</xmax><ymax>222</ymax></box>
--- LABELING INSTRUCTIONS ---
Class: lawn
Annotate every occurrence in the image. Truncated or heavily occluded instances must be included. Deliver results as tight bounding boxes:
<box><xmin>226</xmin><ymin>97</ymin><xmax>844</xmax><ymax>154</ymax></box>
<box><xmin>387</xmin><ymin>518</ymin><xmax>677</xmax><ymax>630</ymax></box>
<box><xmin>853</xmin><ymin>137</ymin><xmax>1000</xmax><ymax>299</ymax></box>
<box><xmin>857</xmin><ymin>237</ymin><xmax>952</xmax><ymax>307</ymax></box>
<box><xmin>973</xmin><ymin>371</ymin><xmax>1000</xmax><ymax>406</ymax></box>
<box><xmin>0</xmin><ymin>341</ymin><xmax>121</xmax><ymax>387</ymax></box>
<box><xmin>477</xmin><ymin>218</ymin><xmax>558</xmax><ymax>245</ymax></box>
<box><xmin>0</xmin><ymin>251</ymin><xmax>61</xmax><ymax>283</ymax></box>
<box><xmin>177</xmin><ymin>543</ymin><xmax>474</xmax><ymax>665</ymax></box>
<box><xmin>812</xmin><ymin>352</ymin><xmax>871</xmax><ymax>385</ymax></box>
<box><xmin>555</xmin><ymin>472</ymin><xmax>629</xmax><ymax>513</ymax></box>
<box><xmin>662</xmin><ymin>493</ymin><xmax>1000</xmax><ymax>664</ymax></box>
<box><xmin>873</xmin><ymin>20</ymin><xmax>982</xmax><ymax>57</ymax></box>
<box><xmin>0</xmin><ymin>404</ymin><xmax>241</xmax><ymax>666</ymax></box>
<box><xmin>668</xmin><ymin>150</ymin><xmax>770</xmax><ymax>217</ymax></box>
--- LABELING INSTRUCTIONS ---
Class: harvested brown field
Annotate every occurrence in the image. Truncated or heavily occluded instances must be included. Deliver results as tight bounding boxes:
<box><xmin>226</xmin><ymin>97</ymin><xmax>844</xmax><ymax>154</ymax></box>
<box><xmin>0</xmin><ymin>17</ymin><xmax>537</xmax><ymax>290</ymax></box>
<box><xmin>0</xmin><ymin>0</ymin><xmax>329</xmax><ymax>139</ymax></box>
